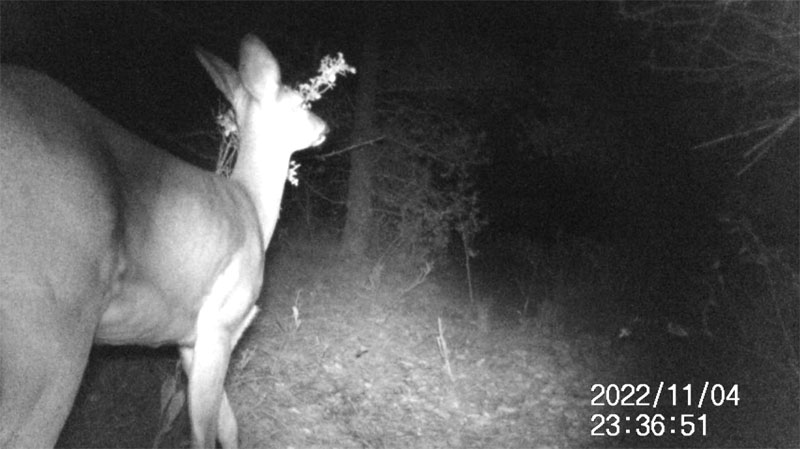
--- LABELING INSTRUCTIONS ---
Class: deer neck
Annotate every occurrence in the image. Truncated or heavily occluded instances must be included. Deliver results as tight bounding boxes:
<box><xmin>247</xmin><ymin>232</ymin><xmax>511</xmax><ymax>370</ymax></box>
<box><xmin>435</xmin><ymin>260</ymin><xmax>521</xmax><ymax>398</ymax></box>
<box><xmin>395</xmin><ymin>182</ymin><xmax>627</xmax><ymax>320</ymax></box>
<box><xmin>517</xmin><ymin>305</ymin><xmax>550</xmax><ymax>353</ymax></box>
<box><xmin>230</xmin><ymin>130</ymin><xmax>293</xmax><ymax>253</ymax></box>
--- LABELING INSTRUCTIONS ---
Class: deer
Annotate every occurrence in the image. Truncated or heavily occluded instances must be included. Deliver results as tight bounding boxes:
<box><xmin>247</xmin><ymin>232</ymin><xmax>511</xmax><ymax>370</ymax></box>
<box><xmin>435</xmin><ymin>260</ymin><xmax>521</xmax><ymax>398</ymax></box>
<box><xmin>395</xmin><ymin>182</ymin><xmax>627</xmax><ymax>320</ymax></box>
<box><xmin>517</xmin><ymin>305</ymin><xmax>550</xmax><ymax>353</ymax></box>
<box><xmin>0</xmin><ymin>34</ymin><xmax>328</xmax><ymax>448</ymax></box>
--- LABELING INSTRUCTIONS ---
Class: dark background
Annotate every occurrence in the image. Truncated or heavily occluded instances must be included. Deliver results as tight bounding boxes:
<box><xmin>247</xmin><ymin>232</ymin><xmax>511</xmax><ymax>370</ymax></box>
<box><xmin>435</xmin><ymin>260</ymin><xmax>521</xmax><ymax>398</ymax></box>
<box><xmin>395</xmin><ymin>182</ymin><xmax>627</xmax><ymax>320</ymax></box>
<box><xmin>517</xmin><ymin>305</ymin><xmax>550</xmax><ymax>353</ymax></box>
<box><xmin>3</xmin><ymin>1</ymin><xmax>795</xmax><ymax>258</ymax></box>
<box><xmin>1</xmin><ymin>2</ymin><xmax>798</xmax><ymax>448</ymax></box>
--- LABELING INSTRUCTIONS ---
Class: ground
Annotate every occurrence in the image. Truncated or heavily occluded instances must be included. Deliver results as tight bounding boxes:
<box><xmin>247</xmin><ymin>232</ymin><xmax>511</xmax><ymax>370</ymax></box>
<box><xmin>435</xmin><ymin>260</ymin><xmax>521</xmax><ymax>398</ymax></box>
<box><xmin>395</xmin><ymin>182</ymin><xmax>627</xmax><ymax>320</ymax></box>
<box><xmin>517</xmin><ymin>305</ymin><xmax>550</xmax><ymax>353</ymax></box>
<box><xmin>57</xmin><ymin>236</ymin><xmax>799</xmax><ymax>448</ymax></box>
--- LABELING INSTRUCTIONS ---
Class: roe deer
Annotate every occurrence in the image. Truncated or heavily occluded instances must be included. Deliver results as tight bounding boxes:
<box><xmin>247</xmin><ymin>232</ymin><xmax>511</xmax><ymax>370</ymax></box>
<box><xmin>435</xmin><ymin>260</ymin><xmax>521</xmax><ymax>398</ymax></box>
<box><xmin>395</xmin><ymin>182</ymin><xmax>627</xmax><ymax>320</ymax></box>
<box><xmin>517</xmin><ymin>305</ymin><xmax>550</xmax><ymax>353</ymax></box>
<box><xmin>0</xmin><ymin>34</ymin><xmax>327</xmax><ymax>448</ymax></box>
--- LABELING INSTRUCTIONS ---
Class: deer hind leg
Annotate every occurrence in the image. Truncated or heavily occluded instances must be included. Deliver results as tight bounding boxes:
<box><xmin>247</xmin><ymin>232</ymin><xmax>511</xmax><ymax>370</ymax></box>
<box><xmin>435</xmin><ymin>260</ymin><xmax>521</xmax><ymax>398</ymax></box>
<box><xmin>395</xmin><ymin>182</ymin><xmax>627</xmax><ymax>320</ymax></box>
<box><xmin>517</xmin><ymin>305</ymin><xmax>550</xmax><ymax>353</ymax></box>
<box><xmin>0</xmin><ymin>284</ymin><xmax>100</xmax><ymax>448</ymax></box>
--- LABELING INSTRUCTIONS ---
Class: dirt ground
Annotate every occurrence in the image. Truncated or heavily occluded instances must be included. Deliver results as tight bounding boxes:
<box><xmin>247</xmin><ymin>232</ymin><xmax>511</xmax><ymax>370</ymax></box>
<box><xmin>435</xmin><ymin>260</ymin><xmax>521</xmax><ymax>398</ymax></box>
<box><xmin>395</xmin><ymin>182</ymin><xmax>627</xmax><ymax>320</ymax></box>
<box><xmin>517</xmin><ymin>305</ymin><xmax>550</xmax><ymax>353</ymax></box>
<box><xmin>57</xmin><ymin>237</ymin><xmax>799</xmax><ymax>448</ymax></box>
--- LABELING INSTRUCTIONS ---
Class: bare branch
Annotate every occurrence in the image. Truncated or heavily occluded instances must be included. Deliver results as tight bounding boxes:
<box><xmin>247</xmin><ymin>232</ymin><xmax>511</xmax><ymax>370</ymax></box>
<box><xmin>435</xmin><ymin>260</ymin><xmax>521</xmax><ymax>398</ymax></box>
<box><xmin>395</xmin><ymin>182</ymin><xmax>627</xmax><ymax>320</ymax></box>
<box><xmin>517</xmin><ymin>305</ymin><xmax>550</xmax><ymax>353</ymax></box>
<box><xmin>621</xmin><ymin>0</ymin><xmax>799</xmax><ymax>171</ymax></box>
<box><xmin>738</xmin><ymin>110</ymin><xmax>800</xmax><ymax>176</ymax></box>
<box><xmin>316</xmin><ymin>137</ymin><xmax>384</xmax><ymax>160</ymax></box>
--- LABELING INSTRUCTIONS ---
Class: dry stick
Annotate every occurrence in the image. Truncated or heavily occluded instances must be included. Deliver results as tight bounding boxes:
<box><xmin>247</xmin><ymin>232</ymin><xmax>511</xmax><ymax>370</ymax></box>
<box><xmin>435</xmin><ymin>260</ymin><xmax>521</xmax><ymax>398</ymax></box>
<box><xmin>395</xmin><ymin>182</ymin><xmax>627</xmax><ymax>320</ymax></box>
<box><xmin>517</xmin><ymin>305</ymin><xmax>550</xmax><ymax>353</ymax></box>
<box><xmin>514</xmin><ymin>274</ymin><xmax>532</xmax><ymax>318</ymax></box>
<box><xmin>316</xmin><ymin>136</ymin><xmax>384</xmax><ymax>160</ymax></box>
<box><xmin>292</xmin><ymin>289</ymin><xmax>303</xmax><ymax>332</ymax></box>
<box><xmin>153</xmin><ymin>360</ymin><xmax>185</xmax><ymax>449</ymax></box>
<box><xmin>437</xmin><ymin>317</ymin><xmax>455</xmax><ymax>382</ymax></box>
<box><xmin>462</xmin><ymin>231</ymin><xmax>475</xmax><ymax>305</ymax></box>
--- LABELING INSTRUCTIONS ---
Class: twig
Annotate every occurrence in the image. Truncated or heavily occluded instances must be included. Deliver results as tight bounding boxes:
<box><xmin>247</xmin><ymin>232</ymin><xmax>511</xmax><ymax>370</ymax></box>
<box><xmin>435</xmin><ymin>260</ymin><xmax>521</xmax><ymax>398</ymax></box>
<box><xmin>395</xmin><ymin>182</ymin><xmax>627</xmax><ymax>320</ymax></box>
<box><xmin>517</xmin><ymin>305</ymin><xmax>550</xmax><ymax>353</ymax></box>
<box><xmin>292</xmin><ymin>289</ymin><xmax>303</xmax><ymax>331</ymax></box>
<box><xmin>153</xmin><ymin>360</ymin><xmax>185</xmax><ymax>449</ymax></box>
<box><xmin>316</xmin><ymin>137</ymin><xmax>384</xmax><ymax>160</ymax></box>
<box><xmin>436</xmin><ymin>317</ymin><xmax>455</xmax><ymax>382</ymax></box>
<box><xmin>692</xmin><ymin>120</ymin><xmax>777</xmax><ymax>149</ymax></box>
<box><xmin>399</xmin><ymin>261</ymin><xmax>432</xmax><ymax>296</ymax></box>
<box><xmin>737</xmin><ymin>111</ymin><xmax>799</xmax><ymax>176</ymax></box>
<box><xmin>462</xmin><ymin>231</ymin><xmax>475</xmax><ymax>305</ymax></box>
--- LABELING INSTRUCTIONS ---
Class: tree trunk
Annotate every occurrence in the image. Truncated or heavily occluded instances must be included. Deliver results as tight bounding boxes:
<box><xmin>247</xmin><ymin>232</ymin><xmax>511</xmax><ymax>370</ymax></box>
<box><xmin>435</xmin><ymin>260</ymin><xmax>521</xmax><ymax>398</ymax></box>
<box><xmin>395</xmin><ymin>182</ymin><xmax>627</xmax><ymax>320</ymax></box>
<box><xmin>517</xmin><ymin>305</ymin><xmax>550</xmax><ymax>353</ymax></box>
<box><xmin>340</xmin><ymin>14</ymin><xmax>379</xmax><ymax>258</ymax></box>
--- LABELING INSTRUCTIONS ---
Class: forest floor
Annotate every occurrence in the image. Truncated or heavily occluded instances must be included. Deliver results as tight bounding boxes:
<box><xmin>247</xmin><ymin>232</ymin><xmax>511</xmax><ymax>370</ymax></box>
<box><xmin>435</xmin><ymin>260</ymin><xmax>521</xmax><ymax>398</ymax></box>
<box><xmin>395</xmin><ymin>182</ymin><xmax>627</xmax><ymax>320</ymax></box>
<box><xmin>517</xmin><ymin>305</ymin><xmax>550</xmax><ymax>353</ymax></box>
<box><xmin>57</xmin><ymin>236</ymin><xmax>799</xmax><ymax>449</ymax></box>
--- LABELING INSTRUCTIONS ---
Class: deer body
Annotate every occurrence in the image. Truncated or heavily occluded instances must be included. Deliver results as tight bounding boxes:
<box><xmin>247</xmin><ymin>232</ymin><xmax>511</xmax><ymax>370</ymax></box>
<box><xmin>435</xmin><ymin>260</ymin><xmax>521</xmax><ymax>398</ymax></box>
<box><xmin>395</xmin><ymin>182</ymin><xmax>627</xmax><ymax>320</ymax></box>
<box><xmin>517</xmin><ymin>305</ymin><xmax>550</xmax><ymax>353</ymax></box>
<box><xmin>0</xmin><ymin>35</ymin><xmax>327</xmax><ymax>448</ymax></box>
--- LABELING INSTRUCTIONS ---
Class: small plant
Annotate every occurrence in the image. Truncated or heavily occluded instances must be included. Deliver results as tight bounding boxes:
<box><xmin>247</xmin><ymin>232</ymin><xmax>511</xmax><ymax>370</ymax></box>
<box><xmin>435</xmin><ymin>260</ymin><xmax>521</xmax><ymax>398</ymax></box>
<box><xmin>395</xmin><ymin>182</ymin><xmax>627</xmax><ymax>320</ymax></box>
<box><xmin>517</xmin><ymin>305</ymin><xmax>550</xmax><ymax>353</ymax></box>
<box><xmin>215</xmin><ymin>52</ymin><xmax>355</xmax><ymax>177</ymax></box>
<box><xmin>475</xmin><ymin>297</ymin><xmax>491</xmax><ymax>334</ymax></box>
<box><xmin>532</xmin><ymin>298</ymin><xmax>566</xmax><ymax>336</ymax></box>
<box><xmin>296</xmin><ymin>52</ymin><xmax>356</xmax><ymax>107</ymax></box>
<box><xmin>399</xmin><ymin>261</ymin><xmax>432</xmax><ymax>297</ymax></box>
<box><xmin>369</xmin><ymin>101</ymin><xmax>487</xmax><ymax>278</ymax></box>
<box><xmin>719</xmin><ymin>215</ymin><xmax>799</xmax><ymax>375</ymax></box>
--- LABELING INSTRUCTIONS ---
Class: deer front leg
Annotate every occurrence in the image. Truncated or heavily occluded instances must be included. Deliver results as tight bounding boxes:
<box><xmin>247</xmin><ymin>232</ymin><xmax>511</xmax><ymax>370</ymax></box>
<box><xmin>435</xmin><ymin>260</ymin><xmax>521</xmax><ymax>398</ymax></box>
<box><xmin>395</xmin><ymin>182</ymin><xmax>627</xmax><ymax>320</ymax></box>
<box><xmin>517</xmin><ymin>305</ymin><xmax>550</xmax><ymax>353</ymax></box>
<box><xmin>216</xmin><ymin>302</ymin><xmax>259</xmax><ymax>448</ymax></box>
<box><xmin>180</xmin><ymin>256</ymin><xmax>259</xmax><ymax>449</ymax></box>
<box><xmin>217</xmin><ymin>390</ymin><xmax>238</xmax><ymax>448</ymax></box>
<box><xmin>181</xmin><ymin>324</ymin><xmax>231</xmax><ymax>449</ymax></box>
<box><xmin>181</xmin><ymin>316</ymin><xmax>249</xmax><ymax>449</ymax></box>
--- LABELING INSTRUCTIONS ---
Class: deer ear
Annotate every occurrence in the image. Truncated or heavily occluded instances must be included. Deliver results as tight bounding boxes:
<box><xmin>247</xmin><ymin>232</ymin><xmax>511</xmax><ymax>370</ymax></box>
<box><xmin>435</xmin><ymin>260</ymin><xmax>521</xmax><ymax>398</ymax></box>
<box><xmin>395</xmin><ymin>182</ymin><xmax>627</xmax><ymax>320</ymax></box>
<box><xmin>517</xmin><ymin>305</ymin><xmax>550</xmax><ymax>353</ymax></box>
<box><xmin>238</xmin><ymin>34</ymin><xmax>280</xmax><ymax>100</ymax></box>
<box><xmin>195</xmin><ymin>46</ymin><xmax>240</xmax><ymax>105</ymax></box>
